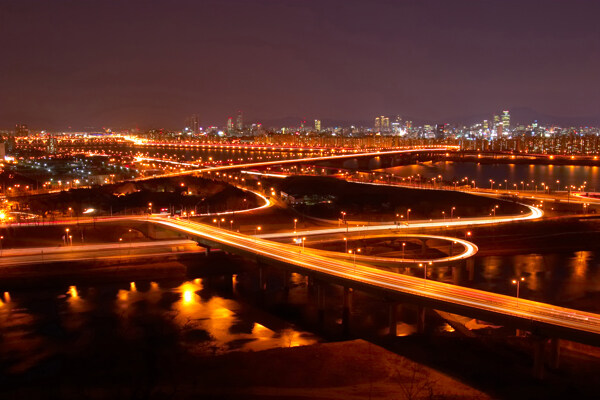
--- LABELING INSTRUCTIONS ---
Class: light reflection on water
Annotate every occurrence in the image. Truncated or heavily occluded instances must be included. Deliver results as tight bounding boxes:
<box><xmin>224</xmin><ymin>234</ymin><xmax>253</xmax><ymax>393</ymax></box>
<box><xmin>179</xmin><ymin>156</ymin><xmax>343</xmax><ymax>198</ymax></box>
<box><xmin>475</xmin><ymin>250</ymin><xmax>600</xmax><ymax>310</ymax></box>
<box><xmin>0</xmin><ymin>277</ymin><xmax>319</xmax><ymax>375</ymax></box>
<box><xmin>168</xmin><ymin>280</ymin><xmax>316</xmax><ymax>352</ymax></box>
<box><xmin>379</xmin><ymin>161</ymin><xmax>600</xmax><ymax>189</ymax></box>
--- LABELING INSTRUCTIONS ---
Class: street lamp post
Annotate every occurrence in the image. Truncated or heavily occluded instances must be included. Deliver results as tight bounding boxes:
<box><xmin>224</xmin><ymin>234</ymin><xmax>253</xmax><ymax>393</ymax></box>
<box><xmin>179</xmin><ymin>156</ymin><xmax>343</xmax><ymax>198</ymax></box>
<box><xmin>349</xmin><ymin>248</ymin><xmax>361</xmax><ymax>270</ymax></box>
<box><xmin>450</xmin><ymin>207</ymin><xmax>455</xmax><ymax>222</ymax></box>
<box><xmin>512</xmin><ymin>277</ymin><xmax>525</xmax><ymax>308</ymax></box>
<box><xmin>407</xmin><ymin>209</ymin><xmax>411</xmax><ymax>225</ymax></box>
<box><xmin>293</xmin><ymin>218</ymin><xmax>297</xmax><ymax>231</ymax></box>
<box><xmin>419</xmin><ymin>262</ymin><xmax>429</xmax><ymax>287</ymax></box>
<box><xmin>402</xmin><ymin>242</ymin><xmax>406</xmax><ymax>259</ymax></box>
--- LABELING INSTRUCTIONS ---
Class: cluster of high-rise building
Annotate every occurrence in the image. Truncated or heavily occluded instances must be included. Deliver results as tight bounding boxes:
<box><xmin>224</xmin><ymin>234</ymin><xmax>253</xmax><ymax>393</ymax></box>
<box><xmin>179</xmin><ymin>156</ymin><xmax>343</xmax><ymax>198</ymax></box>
<box><xmin>5</xmin><ymin>108</ymin><xmax>600</xmax><ymax>156</ymax></box>
<box><xmin>373</xmin><ymin>115</ymin><xmax>408</xmax><ymax>136</ymax></box>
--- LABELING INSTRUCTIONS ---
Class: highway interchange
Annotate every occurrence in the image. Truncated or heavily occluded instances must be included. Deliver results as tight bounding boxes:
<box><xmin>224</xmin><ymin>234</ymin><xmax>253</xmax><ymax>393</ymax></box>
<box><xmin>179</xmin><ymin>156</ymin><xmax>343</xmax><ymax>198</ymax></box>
<box><xmin>4</xmin><ymin>145</ymin><xmax>600</xmax><ymax>346</ymax></box>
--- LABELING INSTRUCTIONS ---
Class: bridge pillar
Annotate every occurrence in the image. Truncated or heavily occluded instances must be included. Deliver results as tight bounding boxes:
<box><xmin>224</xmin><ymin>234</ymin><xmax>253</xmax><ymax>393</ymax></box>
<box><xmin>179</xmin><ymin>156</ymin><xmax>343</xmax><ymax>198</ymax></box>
<box><xmin>342</xmin><ymin>287</ymin><xmax>352</xmax><ymax>336</ymax></box>
<box><xmin>317</xmin><ymin>283</ymin><xmax>325</xmax><ymax>326</ymax></box>
<box><xmin>221</xmin><ymin>273</ymin><xmax>233</xmax><ymax>293</ymax></box>
<box><xmin>452</xmin><ymin>265</ymin><xmax>462</xmax><ymax>285</ymax></box>
<box><xmin>307</xmin><ymin>274</ymin><xmax>315</xmax><ymax>290</ymax></box>
<box><xmin>420</xmin><ymin>240</ymin><xmax>428</xmax><ymax>256</ymax></box>
<box><xmin>388</xmin><ymin>302</ymin><xmax>398</xmax><ymax>337</ymax></box>
<box><xmin>283</xmin><ymin>270</ymin><xmax>290</xmax><ymax>299</ymax></box>
<box><xmin>466</xmin><ymin>258</ymin><xmax>475</xmax><ymax>281</ymax></box>
<box><xmin>204</xmin><ymin>245</ymin><xmax>211</xmax><ymax>256</ymax></box>
<box><xmin>533</xmin><ymin>337</ymin><xmax>546</xmax><ymax>380</ymax></box>
<box><xmin>258</xmin><ymin>265</ymin><xmax>266</xmax><ymax>291</ymax></box>
<box><xmin>549</xmin><ymin>338</ymin><xmax>560</xmax><ymax>370</ymax></box>
<box><xmin>416</xmin><ymin>305</ymin><xmax>426</xmax><ymax>333</ymax></box>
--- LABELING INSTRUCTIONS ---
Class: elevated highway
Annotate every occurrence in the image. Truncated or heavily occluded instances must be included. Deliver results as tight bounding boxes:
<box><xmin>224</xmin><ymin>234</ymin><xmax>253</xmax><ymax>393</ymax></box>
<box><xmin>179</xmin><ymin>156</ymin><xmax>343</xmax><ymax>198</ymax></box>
<box><xmin>133</xmin><ymin>146</ymin><xmax>457</xmax><ymax>181</ymax></box>
<box><xmin>148</xmin><ymin>216</ymin><xmax>600</xmax><ymax>347</ymax></box>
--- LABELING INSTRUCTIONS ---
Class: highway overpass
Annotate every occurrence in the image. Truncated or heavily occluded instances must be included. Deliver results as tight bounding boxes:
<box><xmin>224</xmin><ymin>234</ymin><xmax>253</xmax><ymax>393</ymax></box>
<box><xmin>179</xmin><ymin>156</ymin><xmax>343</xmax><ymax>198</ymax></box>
<box><xmin>147</xmin><ymin>216</ymin><xmax>600</xmax><ymax>348</ymax></box>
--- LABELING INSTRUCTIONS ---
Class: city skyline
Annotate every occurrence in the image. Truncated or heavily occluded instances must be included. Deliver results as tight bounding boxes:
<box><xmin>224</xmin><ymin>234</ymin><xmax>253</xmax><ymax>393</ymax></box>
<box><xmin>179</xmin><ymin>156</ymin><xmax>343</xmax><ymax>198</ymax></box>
<box><xmin>1</xmin><ymin>0</ymin><xmax>600</xmax><ymax>129</ymax></box>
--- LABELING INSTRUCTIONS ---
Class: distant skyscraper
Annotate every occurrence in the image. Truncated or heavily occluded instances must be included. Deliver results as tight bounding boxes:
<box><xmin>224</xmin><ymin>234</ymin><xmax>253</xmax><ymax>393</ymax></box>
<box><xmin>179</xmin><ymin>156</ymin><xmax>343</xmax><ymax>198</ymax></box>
<box><xmin>185</xmin><ymin>114</ymin><xmax>199</xmax><ymax>134</ymax></box>
<box><xmin>435</xmin><ymin>124</ymin><xmax>446</xmax><ymax>139</ymax></box>
<box><xmin>493</xmin><ymin>115</ymin><xmax>500</xmax><ymax>127</ymax></box>
<box><xmin>47</xmin><ymin>135</ymin><xmax>58</xmax><ymax>154</ymax></box>
<box><xmin>15</xmin><ymin>123</ymin><xmax>28</xmax><ymax>136</ymax></box>
<box><xmin>236</xmin><ymin>111</ymin><xmax>243</xmax><ymax>131</ymax></box>
<box><xmin>5</xmin><ymin>135</ymin><xmax>16</xmax><ymax>154</ymax></box>
<box><xmin>226</xmin><ymin>117</ymin><xmax>234</xmax><ymax>133</ymax></box>
<box><xmin>314</xmin><ymin>119</ymin><xmax>321</xmax><ymax>132</ymax></box>
<box><xmin>382</xmin><ymin>117</ymin><xmax>390</xmax><ymax>130</ymax></box>
<box><xmin>483</xmin><ymin>120</ymin><xmax>489</xmax><ymax>130</ymax></box>
<box><xmin>502</xmin><ymin>110</ymin><xmax>510</xmax><ymax>133</ymax></box>
<box><xmin>190</xmin><ymin>114</ymin><xmax>199</xmax><ymax>134</ymax></box>
<box><xmin>374</xmin><ymin>116</ymin><xmax>390</xmax><ymax>132</ymax></box>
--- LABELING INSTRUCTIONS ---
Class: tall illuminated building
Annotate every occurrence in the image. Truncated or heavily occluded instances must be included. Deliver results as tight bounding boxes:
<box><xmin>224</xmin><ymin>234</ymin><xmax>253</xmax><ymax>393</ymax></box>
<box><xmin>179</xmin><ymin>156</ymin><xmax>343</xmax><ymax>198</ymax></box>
<box><xmin>236</xmin><ymin>111</ymin><xmax>243</xmax><ymax>131</ymax></box>
<box><xmin>375</xmin><ymin>116</ymin><xmax>390</xmax><ymax>132</ymax></box>
<box><xmin>47</xmin><ymin>135</ymin><xmax>58</xmax><ymax>154</ymax></box>
<box><xmin>502</xmin><ymin>110</ymin><xmax>510</xmax><ymax>133</ymax></box>
<box><xmin>382</xmin><ymin>117</ymin><xmax>390</xmax><ymax>131</ymax></box>
<box><xmin>185</xmin><ymin>114</ymin><xmax>199</xmax><ymax>134</ymax></box>
<box><xmin>314</xmin><ymin>119</ymin><xmax>321</xmax><ymax>132</ymax></box>
<box><xmin>226</xmin><ymin>117</ymin><xmax>234</xmax><ymax>134</ymax></box>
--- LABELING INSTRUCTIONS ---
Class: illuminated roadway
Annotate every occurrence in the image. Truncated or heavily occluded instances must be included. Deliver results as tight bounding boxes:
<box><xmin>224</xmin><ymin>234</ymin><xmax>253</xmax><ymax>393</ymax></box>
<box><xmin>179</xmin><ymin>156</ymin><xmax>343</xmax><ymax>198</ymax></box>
<box><xmin>148</xmin><ymin>215</ymin><xmax>600</xmax><ymax>346</ymax></box>
<box><xmin>289</xmin><ymin>233</ymin><xmax>477</xmax><ymax>265</ymax></box>
<box><xmin>0</xmin><ymin>240</ymin><xmax>201</xmax><ymax>266</ymax></box>
<box><xmin>258</xmin><ymin>204</ymin><xmax>543</xmax><ymax>239</ymax></box>
<box><xmin>0</xmin><ymin>233</ymin><xmax>475</xmax><ymax>267</ymax></box>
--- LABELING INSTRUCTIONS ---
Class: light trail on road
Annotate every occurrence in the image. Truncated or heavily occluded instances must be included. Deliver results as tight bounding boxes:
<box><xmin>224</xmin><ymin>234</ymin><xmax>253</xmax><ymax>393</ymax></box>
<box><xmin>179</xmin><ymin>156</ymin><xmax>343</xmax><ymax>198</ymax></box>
<box><xmin>132</xmin><ymin>146</ymin><xmax>457</xmax><ymax>181</ymax></box>
<box><xmin>258</xmin><ymin>204</ymin><xmax>543</xmax><ymax>239</ymax></box>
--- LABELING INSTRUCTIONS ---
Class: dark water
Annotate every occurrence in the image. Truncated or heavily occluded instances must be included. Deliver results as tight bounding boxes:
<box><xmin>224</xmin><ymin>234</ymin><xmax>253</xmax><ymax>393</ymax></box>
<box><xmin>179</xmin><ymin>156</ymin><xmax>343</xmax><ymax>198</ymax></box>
<box><xmin>457</xmin><ymin>251</ymin><xmax>600</xmax><ymax>312</ymax></box>
<box><xmin>379</xmin><ymin>161</ymin><xmax>600</xmax><ymax>191</ymax></box>
<box><xmin>0</xmin><ymin>274</ymin><xmax>319</xmax><ymax>380</ymax></box>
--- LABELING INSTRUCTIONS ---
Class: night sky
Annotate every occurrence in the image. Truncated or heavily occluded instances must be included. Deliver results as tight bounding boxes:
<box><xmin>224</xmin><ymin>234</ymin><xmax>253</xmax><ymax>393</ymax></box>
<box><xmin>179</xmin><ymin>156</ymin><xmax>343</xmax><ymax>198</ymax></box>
<box><xmin>1</xmin><ymin>0</ymin><xmax>599</xmax><ymax>130</ymax></box>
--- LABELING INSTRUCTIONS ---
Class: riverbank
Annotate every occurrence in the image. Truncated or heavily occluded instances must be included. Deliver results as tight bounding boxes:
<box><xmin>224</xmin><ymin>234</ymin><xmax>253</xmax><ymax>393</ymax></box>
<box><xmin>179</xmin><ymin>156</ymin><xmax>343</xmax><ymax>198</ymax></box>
<box><xmin>0</xmin><ymin>338</ymin><xmax>488</xmax><ymax>400</ymax></box>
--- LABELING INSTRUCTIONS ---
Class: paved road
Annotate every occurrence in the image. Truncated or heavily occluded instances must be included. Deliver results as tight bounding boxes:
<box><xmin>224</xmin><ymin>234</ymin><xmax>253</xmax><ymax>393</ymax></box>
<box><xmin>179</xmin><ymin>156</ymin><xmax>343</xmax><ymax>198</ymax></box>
<box><xmin>0</xmin><ymin>240</ymin><xmax>201</xmax><ymax>266</ymax></box>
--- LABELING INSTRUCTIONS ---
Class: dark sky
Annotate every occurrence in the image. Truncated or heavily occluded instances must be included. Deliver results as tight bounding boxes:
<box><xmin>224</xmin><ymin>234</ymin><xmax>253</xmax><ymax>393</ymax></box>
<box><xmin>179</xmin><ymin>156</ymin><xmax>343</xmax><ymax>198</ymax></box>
<box><xmin>1</xmin><ymin>0</ymin><xmax>599</xmax><ymax>130</ymax></box>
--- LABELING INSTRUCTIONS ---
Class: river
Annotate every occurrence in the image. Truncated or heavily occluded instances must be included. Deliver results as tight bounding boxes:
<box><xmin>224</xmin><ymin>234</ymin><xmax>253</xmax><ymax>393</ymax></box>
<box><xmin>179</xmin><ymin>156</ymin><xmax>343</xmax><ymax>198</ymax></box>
<box><xmin>378</xmin><ymin>161</ymin><xmax>600</xmax><ymax>191</ymax></box>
